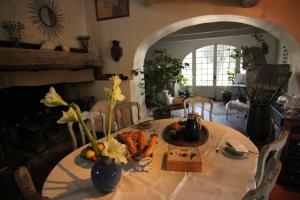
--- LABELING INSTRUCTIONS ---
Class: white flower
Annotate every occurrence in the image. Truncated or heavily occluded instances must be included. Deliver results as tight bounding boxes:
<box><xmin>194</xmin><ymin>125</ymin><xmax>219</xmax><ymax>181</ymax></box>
<box><xmin>102</xmin><ymin>137</ymin><xmax>127</xmax><ymax>164</ymax></box>
<box><xmin>114</xmin><ymin>87</ymin><xmax>125</xmax><ymax>101</ymax></box>
<box><xmin>57</xmin><ymin>107</ymin><xmax>79</xmax><ymax>124</ymax></box>
<box><xmin>40</xmin><ymin>87</ymin><xmax>68</xmax><ymax>107</ymax></box>
<box><xmin>111</xmin><ymin>75</ymin><xmax>122</xmax><ymax>88</ymax></box>
<box><xmin>104</xmin><ymin>75</ymin><xmax>125</xmax><ymax>102</ymax></box>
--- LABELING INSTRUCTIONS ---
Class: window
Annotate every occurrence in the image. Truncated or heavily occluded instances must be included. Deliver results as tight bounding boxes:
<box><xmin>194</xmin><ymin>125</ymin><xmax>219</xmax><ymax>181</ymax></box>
<box><xmin>182</xmin><ymin>44</ymin><xmax>241</xmax><ymax>87</ymax></box>
<box><xmin>195</xmin><ymin>45</ymin><xmax>214</xmax><ymax>86</ymax></box>
<box><xmin>216</xmin><ymin>45</ymin><xmax>236</xmax><ymax>86</ymax></box>
<box><xmin>182</xmin><ymin>52</ymin><xmax>193</xmax><ymax>86</ymax></box>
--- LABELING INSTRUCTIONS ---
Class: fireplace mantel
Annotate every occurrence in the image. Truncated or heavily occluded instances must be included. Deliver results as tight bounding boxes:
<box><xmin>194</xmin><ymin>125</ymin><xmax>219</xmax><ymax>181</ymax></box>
<box><xmin>0</xmin><ymin>47</ymin><xmax>100</xmax><ymax>71</ymax></box>
<box><xmin>0</xmin><ymin>48</ymin><xmax>100</xmax><ymax>88</ymax></box>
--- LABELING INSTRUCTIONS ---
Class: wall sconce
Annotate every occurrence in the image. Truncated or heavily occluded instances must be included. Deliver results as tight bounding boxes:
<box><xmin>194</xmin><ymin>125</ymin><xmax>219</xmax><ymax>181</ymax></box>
<box><xmin>111</xmin><ymin>40</ymin><xmax>123</xmax><ymax>62</ymax></box>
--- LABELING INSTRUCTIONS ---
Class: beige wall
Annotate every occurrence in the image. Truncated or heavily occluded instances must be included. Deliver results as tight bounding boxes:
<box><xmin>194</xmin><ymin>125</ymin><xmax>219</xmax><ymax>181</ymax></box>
<box><xmin>0</xmin><ymin>0</ymin><xmax>88</xmax><ymax>48</ymax></box>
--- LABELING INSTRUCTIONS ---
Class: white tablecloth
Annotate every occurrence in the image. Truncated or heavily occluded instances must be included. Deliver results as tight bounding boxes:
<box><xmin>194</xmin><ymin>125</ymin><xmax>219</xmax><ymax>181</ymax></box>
<box><xmin>42</xmin><ymin>119</ymin><xmax>258</xmax><ymax>200</ymax></box>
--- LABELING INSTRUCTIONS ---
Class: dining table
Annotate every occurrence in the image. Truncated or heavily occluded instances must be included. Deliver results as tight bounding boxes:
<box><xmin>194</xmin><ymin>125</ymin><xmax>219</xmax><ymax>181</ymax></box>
<box><xmin>42</xmin><ymin>118</ymin><xmax>259</xmax><ymax>200</ymax></box>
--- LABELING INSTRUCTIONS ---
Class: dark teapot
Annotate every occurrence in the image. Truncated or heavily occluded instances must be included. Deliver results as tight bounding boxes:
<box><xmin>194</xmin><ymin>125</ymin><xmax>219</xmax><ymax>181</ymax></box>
<box><xmin>184</xmin><ymin>113</ymin><xmax>202</xmax><ymax>141</ymax></box>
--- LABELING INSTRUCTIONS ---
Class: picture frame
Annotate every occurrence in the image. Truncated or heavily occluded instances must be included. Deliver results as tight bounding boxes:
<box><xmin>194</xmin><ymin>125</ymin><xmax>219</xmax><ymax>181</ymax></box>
<box><xmin>95</xmin><ymin>0</ymin><xmax>129</xmax><ymax>21</ymax></box>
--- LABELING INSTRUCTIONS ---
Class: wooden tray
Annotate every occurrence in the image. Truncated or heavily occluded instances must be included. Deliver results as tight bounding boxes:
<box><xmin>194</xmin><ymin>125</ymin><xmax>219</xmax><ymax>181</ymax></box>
<box><xmin>166</xmin><ymin>146</ymin><xmax>202</xmax><ymax>172</ymax></box>
<box><xmin>163</xmin><ymin>124</ymin><xmax>209</xmax><ymax>147</ymax></box>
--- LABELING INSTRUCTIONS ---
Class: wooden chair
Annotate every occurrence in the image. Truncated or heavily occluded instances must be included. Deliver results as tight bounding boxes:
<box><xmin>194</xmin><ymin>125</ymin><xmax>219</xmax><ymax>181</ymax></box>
<box><xmin>14</xmin><ymin>166</ymin><xmax>51</xmax><ymax>200</ymax></box>
<box><xmin>67</xmin><ymin>111</ymin><xmax>105</xmax><ymax>150</ymax></box>
<box><xmin>243</xmin><ymin>158</ymin><xmax>282</xmax><ymax>200</ymax></box>
<box><xmin>255</xmin><ymin>130</ymin><xmax>289</xmax><ymax>187</ymax></box>
<box><xmin>183</xmin><ymin>96</ymin><xmax>214</xmax><ymax>121</ymax></box>
<box><xmin>114</xmin><ymin>101</ymin><xmax>141</xmax><ymax>130</ymax></box>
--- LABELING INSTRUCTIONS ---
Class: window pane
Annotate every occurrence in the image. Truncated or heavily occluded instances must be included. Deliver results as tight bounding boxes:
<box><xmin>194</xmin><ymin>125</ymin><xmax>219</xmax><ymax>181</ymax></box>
<box><xmin>182</xmin><ymin>52</ymin><xmax>193</xmax><ymax>85</ymax></box>
<box><xmin>216</xmin><ymin>45</ymin><xmax>237</xmax><ymax>86</ymax></box>
<box><xmin>195</xmin><ymin>45</ymin><xmax>214</xmax><ymax>86</ymax></box>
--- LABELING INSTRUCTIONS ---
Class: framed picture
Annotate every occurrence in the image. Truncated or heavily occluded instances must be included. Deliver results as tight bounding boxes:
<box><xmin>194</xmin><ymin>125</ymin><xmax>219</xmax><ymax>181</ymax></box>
<box><xmin>95</xmin><ymin>0</ymin><xmax>129</xmax><ymax>21</ymax></box>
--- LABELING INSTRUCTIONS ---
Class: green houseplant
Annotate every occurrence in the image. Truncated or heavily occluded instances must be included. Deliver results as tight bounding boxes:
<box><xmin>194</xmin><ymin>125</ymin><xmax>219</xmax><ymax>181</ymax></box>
<box><xmin>133</xmin><ymin>55</ymin><xmax>189</xmax><ymax>107</ymax></box>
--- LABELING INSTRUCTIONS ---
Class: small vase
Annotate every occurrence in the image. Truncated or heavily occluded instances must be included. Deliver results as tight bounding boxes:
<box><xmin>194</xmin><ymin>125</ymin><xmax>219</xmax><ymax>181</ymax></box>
<box><xmin>91</xmin><ymin>157</ymin><xmax>122</xmax><ymax>194</ymax></box>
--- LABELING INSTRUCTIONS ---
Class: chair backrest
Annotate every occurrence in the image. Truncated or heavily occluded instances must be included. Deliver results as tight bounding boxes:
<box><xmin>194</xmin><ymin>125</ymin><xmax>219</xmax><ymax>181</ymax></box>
<box><xmin>183</xmin><ymin>96</ymin><xmax>214</xmax><ymax>121</ymax></box>
<box><xmin>243</xmin><ymin>158</ymin><xmax>282</xmax><ymax>200</ymax></box>
<box><xmin>114</xmin><ymin>101</ymin><xmax>141</xmax><ymax>130</ymax></box>
<box><xmin>255</xmin><ymin>130</ymin><xmax>289</xmax><ymax>187</ymax></box>
<box><xmin>15</xmin><ymin>166</ymin><xmax>51</xmax><ymax>200</ymax></box>
<box><xmin>67</xmin><ymin>111</ymin><xmax>105</xmax><ymax>150</ymax></box>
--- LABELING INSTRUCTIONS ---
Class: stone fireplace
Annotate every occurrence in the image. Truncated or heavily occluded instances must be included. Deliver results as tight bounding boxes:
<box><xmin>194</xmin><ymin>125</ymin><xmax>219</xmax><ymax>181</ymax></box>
<box><xmin>0</xmin><ymin>47</ymin><xmax>99</xmax><ymax>198</ymax></box>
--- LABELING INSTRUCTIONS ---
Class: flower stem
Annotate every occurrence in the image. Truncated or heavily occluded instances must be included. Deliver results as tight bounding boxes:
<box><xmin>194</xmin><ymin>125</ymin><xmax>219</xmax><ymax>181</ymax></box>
<box><xmin>107</xmin><ymin>97</ymin><xmax>114</xmax><ymax>142</ymax></box>
<box><xmin>72</xmin><ymin>104</ymin><xmax>100</xmax><ymax>156</ymax></box>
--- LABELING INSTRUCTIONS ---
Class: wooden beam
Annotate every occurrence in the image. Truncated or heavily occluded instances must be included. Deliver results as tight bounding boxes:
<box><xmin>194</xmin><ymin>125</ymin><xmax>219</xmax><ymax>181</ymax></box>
<box><xmin>0</xmin><ymin>48</ymin><xmax>100</xmax><ymax>71</ymax></box>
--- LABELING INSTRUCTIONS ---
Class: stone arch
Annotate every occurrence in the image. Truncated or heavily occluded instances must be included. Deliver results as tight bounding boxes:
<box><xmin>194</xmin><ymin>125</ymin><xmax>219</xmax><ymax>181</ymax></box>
<box><xmin>132</xmin><ymin>14</ymin><xmax>300</xmax><ymax>107</ymax></box>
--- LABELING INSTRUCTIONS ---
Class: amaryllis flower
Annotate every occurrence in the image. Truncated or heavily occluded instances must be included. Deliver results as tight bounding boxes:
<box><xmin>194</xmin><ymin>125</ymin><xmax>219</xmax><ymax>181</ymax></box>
<box><xmin>102</xmin><ymin>137</ymin><xmax>127</xmax><ymax>164</ymax></box>
<box><xmin>40</xmin><ymin>87</ymin><xmax>68</xmax><ymax>107</ymax></box>
<box><xmin>57</xmin><ymin>107</ymin><xmax>79</xmax><ymax>124</ymax></box>
<box><xmin>104</xmin><ymin>75</ymin><xmax>125</xmax><ymax>103</ymax></box>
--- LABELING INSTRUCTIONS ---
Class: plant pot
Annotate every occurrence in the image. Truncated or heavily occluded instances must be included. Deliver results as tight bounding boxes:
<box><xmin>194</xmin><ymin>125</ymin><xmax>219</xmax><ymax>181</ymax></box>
<box><xmin>91</xmin><ymin>157</ymin><xmax>122</xmax><ymax>194</ymax></box>
<box><xmin>222</xmin><ymin>92</ymin><xmax>232</xmax><ymax>104</ymax></box>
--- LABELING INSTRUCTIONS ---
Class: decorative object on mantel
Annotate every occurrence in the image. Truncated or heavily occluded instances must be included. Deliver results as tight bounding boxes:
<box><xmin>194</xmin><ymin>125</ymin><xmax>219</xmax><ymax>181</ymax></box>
<box><xmin>2</xmin><ymin>21</ymin><xmax>25</xmax><ymax>47</ymax></box>
<box><xmin>61</xmin><ymin>43</ymin><xmax>70</xmax><ymax>52</ymax></box>
<box><xmin>95</xmin><ymin>0</ymin><xmax>129</xmax><ymax>21</ymax></box>
<box><xmin>77</xmin><ymin>35</ymin><xmax>90</xmax><ymax>52</ymax></box>
<box><xmin>111</xmin><ymin>40</ymin><xmax>123</xmax><ymax>61</ymax></box>
<box><xmin>27</xmin><ymin>0</ymin><xmax>64</xmax><ymax>39</ymax></box>
<box><xmin>40</xmin><ymin>40</ymin><xmax>56</xmax><ymax>50</ymax></box>
<box><xmin>41</xmin><ymin>76</ymin><xmax>127</xmax><ymax>194</ymax></box>
<box><xmin>240</xmin><ymin>0</ymin><xmax>260</xmax><ymax>7</ymax></box>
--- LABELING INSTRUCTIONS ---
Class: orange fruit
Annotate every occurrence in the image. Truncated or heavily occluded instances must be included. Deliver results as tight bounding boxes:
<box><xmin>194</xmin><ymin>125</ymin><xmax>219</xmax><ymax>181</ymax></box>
<box><xmin>98</xmin><ymin>143</ymin><xmax>105</xmax><ymax>152</ymax></box>
<box><xmin>91</xmin><ymin>155</ymin><xmax>97</xmax><ymax>162</ymax></box>
<box><xmin>86</xmin><ymin>150</ymin><xmax>95</xmax><ymax>159</ymax></box>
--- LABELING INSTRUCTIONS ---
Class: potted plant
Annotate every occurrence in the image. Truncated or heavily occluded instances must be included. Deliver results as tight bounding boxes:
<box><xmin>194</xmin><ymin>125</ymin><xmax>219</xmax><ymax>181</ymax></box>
<box><xmin>133</xmin><ymin>55</ymin><xmax>189</xmax><ymax>109</ymax></box>
<box><xmin>221</xmin><ymin>88</ymin><xmax>232</xmax><ymax>104</ymax></box>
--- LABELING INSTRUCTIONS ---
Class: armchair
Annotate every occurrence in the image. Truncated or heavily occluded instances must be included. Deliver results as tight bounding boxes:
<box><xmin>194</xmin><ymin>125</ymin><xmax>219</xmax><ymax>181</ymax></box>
<box><xmin>157</xmin><ymin>90</ymin><xmax>185</xmax><ymax>111</ymax></box>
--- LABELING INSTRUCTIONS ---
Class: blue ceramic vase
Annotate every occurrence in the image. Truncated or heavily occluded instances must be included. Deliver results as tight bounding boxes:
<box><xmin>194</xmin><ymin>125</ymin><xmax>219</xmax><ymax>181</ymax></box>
<box><xmin>91</xmin><ymin>157</ymin><xmax>122</xmax><ymax>193</ymax></box>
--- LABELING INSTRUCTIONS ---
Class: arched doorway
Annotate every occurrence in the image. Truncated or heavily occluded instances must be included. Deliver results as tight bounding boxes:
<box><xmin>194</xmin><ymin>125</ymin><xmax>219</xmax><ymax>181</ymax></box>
<box><xmin>132</xmin><ymin>14</ymin><xmax>300</xmax><ymax>107</ymax></box>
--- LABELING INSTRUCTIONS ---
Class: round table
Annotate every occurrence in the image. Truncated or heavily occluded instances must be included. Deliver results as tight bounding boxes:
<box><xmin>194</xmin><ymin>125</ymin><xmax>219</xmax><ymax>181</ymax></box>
<box><xmin>42</xmin><ymin>119</ymin><xmax>258</xmax><ymax>200</ymax></box>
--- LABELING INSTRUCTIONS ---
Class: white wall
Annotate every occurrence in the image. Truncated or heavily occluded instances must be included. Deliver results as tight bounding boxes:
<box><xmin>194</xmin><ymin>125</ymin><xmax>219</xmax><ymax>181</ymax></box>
<box><xmin>0</xmin><ymin>0</ymin><xmax>88</xmax><ymax>48</ymax></box>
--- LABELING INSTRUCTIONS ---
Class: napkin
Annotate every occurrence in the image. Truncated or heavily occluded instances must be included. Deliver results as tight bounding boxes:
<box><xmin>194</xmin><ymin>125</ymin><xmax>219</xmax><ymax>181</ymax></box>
<box><xmin>225</xmin><ymin>139</ymin><xmax>248</xmax><ymax>153</ymax></box>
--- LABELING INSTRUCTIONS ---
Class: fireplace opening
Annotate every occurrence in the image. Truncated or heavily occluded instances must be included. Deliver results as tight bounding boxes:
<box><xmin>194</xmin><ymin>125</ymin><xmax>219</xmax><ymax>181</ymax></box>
<box><xmin>0</xmin><ymin>83</ymin><xmax>95</xmax><ymax>198</ymax></box>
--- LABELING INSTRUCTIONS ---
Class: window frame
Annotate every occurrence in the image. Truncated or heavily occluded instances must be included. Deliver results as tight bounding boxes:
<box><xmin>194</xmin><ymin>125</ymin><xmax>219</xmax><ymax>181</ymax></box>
<box><xmin>181</xmin><ymin>44</ymin><xmax>241</xmax><ymax>87</ymax></box>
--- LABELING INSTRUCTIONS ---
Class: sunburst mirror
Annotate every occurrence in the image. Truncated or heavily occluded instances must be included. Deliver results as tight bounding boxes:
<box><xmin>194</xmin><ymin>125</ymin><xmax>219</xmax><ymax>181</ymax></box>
<box><xmin>27</xmin><ymin>0</ymin><xmax>64</xmax><ymax>39</ymax></box>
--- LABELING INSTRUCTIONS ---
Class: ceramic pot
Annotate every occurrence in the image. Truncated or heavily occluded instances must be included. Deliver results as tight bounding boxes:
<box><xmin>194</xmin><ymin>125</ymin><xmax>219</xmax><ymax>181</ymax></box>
<box><xmin>111</xmin><ymin>40</ymin><xmax>123</xmax><ymax>61</ymax></box>
<box><xmin>184</xmin><ymin>118</ymin><xmax>201</xmax><ymax>141</ymax></box>
<box><xmin>91</xmin><ymin>157</ymin><xmax>122</xmax><ymax>194</ymax></box>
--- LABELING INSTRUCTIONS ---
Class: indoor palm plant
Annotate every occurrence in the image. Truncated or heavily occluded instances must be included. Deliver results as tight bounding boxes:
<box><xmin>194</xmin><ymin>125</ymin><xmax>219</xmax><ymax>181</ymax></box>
<box><xmin>40</xmin><ymin>75</ymin><xmax>127</xmax><ymax>193</ymax></box>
